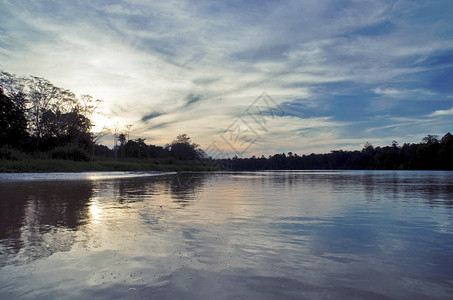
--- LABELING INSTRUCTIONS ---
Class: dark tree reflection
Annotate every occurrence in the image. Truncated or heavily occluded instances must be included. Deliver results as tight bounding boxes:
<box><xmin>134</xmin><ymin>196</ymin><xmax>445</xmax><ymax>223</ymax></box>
<box><xmin>0</xmin><ymin>181</ymin><xmax>93</xmax><ymax>265</ymax></box>
<box><xmin>112</xmin><ymin>177</ymin><xmax>162</xmax><ymax>204</ymax></box>
<box><xmin>169</xmin><ymin>173</ymin><xmax>207</xmax><ymax>208</ymax></box>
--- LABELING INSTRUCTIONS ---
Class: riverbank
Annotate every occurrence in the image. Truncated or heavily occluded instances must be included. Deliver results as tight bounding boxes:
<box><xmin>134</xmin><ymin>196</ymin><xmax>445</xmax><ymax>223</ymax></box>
<box><xmin>0</xmin><ymin>157</ymin><xmax>218</xmax><ymax>173</ymax></box>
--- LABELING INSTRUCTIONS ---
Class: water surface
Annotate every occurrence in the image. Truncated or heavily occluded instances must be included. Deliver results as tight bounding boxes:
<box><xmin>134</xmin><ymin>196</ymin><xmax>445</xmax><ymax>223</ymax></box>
<box><xmin>1</xmin><ymin>171</ymin><xmax>452</xmax><ymax>299</ymax></box>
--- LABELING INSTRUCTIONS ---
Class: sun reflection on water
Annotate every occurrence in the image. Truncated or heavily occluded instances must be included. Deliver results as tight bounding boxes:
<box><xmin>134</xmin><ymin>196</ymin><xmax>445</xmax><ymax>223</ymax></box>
<box><xmin>89</xmin><ymin>201</ymin><xmax>102</xmax><ymax>224</ymax></box>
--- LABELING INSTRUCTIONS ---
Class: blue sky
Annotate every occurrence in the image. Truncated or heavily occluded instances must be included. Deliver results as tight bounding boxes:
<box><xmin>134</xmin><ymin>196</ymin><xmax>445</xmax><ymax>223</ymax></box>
<box><xmin>1</xmin><ymin>0</ymin><xmax>452</xmax><ymax>156</ymax></box>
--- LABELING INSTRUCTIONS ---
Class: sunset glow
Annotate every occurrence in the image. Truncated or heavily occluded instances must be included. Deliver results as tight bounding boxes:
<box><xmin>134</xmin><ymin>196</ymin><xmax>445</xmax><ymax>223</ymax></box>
<box><xmin>1</xmin><ymin>1</ymin><xmax>452</xmax><ymax>155</ymax></box>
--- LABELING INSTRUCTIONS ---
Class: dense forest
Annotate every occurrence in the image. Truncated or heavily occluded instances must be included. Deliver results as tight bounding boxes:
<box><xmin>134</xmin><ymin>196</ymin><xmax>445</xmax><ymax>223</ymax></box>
<box><xmin>1</xmin><ymin>70</ymin><xmax>452</xmax><ymax>171</ymax></box>
<box><xmin>220</xmin><ymin>133</ymin><xmax>453</xmax><ymax>171</ymax></box>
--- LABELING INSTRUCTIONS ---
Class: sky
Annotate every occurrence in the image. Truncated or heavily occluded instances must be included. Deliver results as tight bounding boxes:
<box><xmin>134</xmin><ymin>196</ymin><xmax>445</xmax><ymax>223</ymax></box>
<box><xmin>1</xmin><ymin>0</ymin><xmax>452</xmax><ymax>157</ymax></box>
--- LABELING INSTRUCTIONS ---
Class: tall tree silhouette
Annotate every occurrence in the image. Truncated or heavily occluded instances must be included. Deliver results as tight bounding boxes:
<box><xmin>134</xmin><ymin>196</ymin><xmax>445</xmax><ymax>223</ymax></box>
<box><xmin>166</xmin><ymin>134</ymin><xmax>204</xmax><ymax>160</ymax></box>
<box><xmin>0</xmin><ymin>89</ymin><xmax>28</xmax><ymax>148</ymax></box>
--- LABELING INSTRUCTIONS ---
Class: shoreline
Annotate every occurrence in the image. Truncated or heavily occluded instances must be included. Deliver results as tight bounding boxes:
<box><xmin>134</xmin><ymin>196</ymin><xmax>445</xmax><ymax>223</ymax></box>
<box><xmin>2</xmin><ymin>158</ymin><xmax>451</xmax><ymax>173</ymax></box>
<box><xmin>0</xmin><ymin>158</ymin><xmax>216</xmax><ymax>173</ymax></box>
<box><xmin>0</xmin><ymin>170</ymin><xmax>177</xmax><ymax>182</ymax></box>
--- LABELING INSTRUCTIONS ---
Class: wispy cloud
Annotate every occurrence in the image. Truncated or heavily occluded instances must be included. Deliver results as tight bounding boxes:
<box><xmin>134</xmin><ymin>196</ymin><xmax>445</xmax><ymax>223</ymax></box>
<box><xmin>429</xmin><ymin>107</ymin><xmax>453</xmax><ymax>117</ymax></box>
<box><xmin>374</xmin><ymin>87</ymin><xmax>437</xmax><ymax>98</ymax></box>
<box><xmin>141</xmin><ymin>112</ymin><xmax>165</xmax><ymax>122</ymax></box>
<box><xmin>1</xmin><ymin>0</ymin><xmax>452</xmax><ymax>153</ymax></box>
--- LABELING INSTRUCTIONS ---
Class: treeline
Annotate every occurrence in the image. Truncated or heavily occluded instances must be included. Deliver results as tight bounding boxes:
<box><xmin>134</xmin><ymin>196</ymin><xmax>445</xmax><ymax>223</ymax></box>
<box><xmin>95</xmin><ymin>134</ymin><xmax>205</xmax><ymax>161</ymax></box>
<box><xmin>2</xmin><ymin>70</ymin><xmax>452</xmax><ymax>171</ymax></box>
<box><xmin>0</xmin><ymin>70</ymin><xmax>205</xmax><ymax>164</ymax></box>
<box><xmin>220</xmin><ymin>134</ymin><xmax>453</xmax><ymax>171</ymax></box>
<box><xmin>0</xmin><ymin>70</ymin><xmax>102</xmax><ymax>160</ymax></box>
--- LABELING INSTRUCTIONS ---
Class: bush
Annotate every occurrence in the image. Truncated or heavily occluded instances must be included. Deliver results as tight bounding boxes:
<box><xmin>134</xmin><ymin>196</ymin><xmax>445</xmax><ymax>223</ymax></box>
<box><xmin>50</xmin><ymin>146</ymin><xmax>90</xmax><ymax>161</ymax></box>
<box><xmin>0</xmin><ymin>146</ymin><xmax>27</xmax><ymax>160</ymax></box>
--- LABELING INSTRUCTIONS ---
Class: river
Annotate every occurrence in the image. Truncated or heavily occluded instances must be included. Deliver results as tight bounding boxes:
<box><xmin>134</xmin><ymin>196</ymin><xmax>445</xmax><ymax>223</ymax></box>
<box><xmin>1</xmin><ymin>171</ymin><xmax>452</xmax><ymax>299</ymax></box>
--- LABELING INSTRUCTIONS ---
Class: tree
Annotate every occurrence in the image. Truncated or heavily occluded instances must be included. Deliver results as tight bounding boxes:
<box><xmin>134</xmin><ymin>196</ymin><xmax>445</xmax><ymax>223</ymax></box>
<box><xmin>441</xmin><ymin>133</ymin><xmax>453</xmax><ymax>144</ymax></box>
<box><xmin>0</xmin><ymin>70</ymin><xmax>105</xmax><ymax>150</ymax></box>
<box><xmin>28</xmin><ymin>76</ymin><xmax>78</xmax><ymax>145</ymax></box>
<box><xmin>422</xmin><ymin>135</ymin><xmax>439</xmax><ymax>145</ymax></box>
<box><xmin>149</xmin><ymin>144</ymin><xmax>170</xmax><ymax>158</ymax></box>
<box><xmin>166</xmin><ymin>134</ymin><xmax>202</xmax><ymax>160</ymax></box>
<box><xmin>117</xmin><ymin>133</ymin><xmax>127</xmax><ymax>159</ymax></box>
<box><xmin>0</xmin><ymin>70</ymin><xmax>27</xmax><ymax>99</ymax></box>
<box><xmin>39</xmin><ymin>107</ymin><xmax>92</xmax><ymax>150</ymax></box>
<box><xmin>363</xmin><ymin>142</ymin><xmax>374</xmax><ymax>151</ymax></box>
<box><xmin>78</xmin><ymin>94</ymin><xmax>103</xmax><ymax>118</ymax></box>
<box><xmin>1</xmin><ymin>71</ymin><xmax>81</xmax><ymax>147</ymax></box>
<box><xmin>125</xmin><ymin>138</ymin><xmax>149</xmax><ymax>159</ymax></box>
<box><xmin>118</xmin><ymin>133</ymin><xmax>126</xmax><ymax>147</ymax></box>
<box><xmin>92</xmin><ymin>126</ymin><xmax>110</xmax><ymax>145</ymax></box>
<box><xmin>171</xmin><ymin>134</ymin><xmax>198</xmax><ymax>147</ymax></box>
<box><xmin>0</xmin><ymin>89</ymin><xmax>28</xmax><ymax>148</ymax></box>
<box><xmin>63</xmin><ymin>109</ymin><xmax>93</xmax><ymax>150</ymax></box>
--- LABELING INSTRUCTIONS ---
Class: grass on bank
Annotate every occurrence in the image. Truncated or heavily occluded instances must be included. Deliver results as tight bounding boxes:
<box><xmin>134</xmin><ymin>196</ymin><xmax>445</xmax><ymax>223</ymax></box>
<box><xmin>0</xmin><ymin>146</ymin><xmax>219</xmax><ymax>173</ymax></box>
<box><xmin>0</xmin><ymin>157</ymin><xmax>218</xmax><ymax>173</ymax></box>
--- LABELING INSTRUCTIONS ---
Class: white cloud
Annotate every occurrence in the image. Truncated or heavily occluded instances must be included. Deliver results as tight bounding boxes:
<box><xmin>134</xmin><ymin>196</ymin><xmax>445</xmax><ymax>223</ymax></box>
<box><xmin>373</xmin><ymin>87</ymin><xmax>437</xmax><ymax>98</ymax></box>
<box><xmin>374</xmin><ymin>87</ymin><xmax>405</xmax><ymax>96</ymax></box>
<box><xmin>429</xmin><ymin>107</ymin><xmax>453</xmax><ymax>117</ymax></box>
